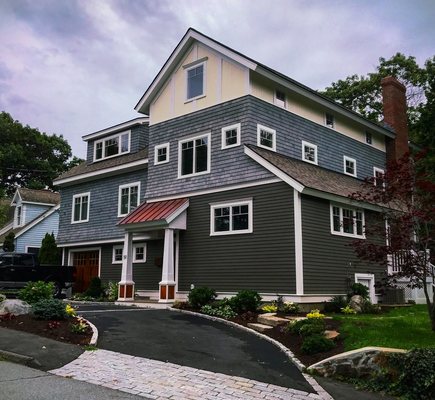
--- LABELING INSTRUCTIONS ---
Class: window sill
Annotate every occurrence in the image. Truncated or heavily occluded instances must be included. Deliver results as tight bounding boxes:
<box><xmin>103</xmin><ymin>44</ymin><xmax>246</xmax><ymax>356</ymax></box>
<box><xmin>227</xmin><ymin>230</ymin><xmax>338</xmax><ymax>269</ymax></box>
<box><xmin>71</xmin><ymin>220</ymin><xmax>89</xmax><ymax>224</ymax></box>
<box><xmin>177</xmin><ymin>170</ymin><xmax>210</xmax><ymax>179</ymax></box>
<box><xmin>184</xmin><ymin>94</ymin><xmax>206</xmax><ymax>104</ymax></box>
<box><xmin>210</xmin><ymin>230</ymin><xmax>253</xmax><ymax>236</ymax></box>
<box><xmin>331</xmin><ymin>231</ymin><xmax>365</xmax><ymax>239</ymax></box>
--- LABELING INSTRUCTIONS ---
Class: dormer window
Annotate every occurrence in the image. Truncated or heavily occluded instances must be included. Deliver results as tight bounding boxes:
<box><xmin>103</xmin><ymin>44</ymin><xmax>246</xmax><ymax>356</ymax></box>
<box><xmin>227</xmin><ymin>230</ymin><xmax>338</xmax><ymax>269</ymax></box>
<box><xmin>325</xmin><ymin>113</ymin><xmax>335</xmax><ymax>129</ymax></box>
<box><xmin>275</xmin><ymin>90</ymin><xmax>286</xmax><ymax>108</ymax></box>
<box><xmin>186</xmin><ymin>62</ymin><xmax>205</xmax><ymax>101</ymax></box>
<box><xmin>94</xmin><ymin>131</ymin><xmax>130</xmax><ymax>161</ymax></box>
<box><xmin>365</xmin><ymin>131</ymin><xmax>373</xmax><ymax>145</ymax></box>
<box><xmin>15</xmin><ymin>205</ymin><xmax>24</xmax><ymax>227</ymax></box>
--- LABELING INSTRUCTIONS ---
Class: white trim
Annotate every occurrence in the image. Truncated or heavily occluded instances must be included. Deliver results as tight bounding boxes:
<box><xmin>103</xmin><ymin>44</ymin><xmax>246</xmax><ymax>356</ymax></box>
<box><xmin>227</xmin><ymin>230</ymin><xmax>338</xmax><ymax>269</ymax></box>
<box><xmin>93</xmin><ymin>130</ymin><xmax>131</xmax><ymax>162</ymax></box>
<box><xmin>373</xmin><ymin>167</ymin><xmax>385</xmax><ymax>187</ymax></box>
<box><xmin>68</xmin><ymin>247</ymin><xmax>102</xmax><ymax>278</ymax></box>
<box><xmin>177</xmin><ymin>132</ymin><xmax>211</xmax><ymax>179</ymax></box>
<box><xmin>148</xmin><ymin>178</ymin><xmax>281</xmax><ymax>202</ymax></box>
<box><xmin>256</xmin><ymin>124</ymin><xmax>276</xmax><ymax>152</ymax></box>
<box><xmin>133</xmin><ymin>243</ymin><xmax>147</xmax><ymax>263</ymax></box>
<box><xmin>54</xmin><ymin>158</ymin><xmax>149</xmax><ymax>186</ymax></box>
<box><xmin>244</xmin><ymin>146</ymin><xmax>304</xmax><ymax>192</ymax></box>
<box><xmin>185</xmin><ymin>60</ymin><xmax>206</xmax><ymax>102</ymax></box>
<box><xmin>11</xmin><ymin>190</ymin><xmax>22</xmax><ymax>205</ymax></box>
<box><xmin>13</xmin><ymin>204</ymin><xmax>24</xmax><ymax>228</ymax></box>
<box><xmin>112</xmin><ymin>244</ymin><xmax>123</xmax><ymax>264</ymax></box>
<box><xmin>71</xmin><ymin>192</ymin><xmax>90</xmax><ymax>224</ymax></box>
<box><xmin>166</xmin><ymin>200</ymin><xmax>190</xmax><ymax>224</ymax></box>
<box><xmin>0</xmin><ymin>222</ymin><xmax>13</xmax><ymax>236</ymax></box>
<box><xmin>118</xmin><ymin>181</ymin><xmax>141</xmax><ymax>217</ymax></box>
<box><xmin>301</xmin><ymin>141</ymin><xmax>318</xmax><ymax>165</ymax></box>
<box><xmin>325</xmin><ymin>112</ymin><xmax>335</xmax><ymax>129</ymax></box>
<box><xmin>221</xmin><ymin>123</ymin><xmax>241</xmax><ymax>149</ymax></box>
<box><xmin>82</xmin><ymin>118</ymin><xmax>148</xmax><ymax>141</ymax></box>
<box><xmin>175</xmin><ymin>230</ymin><xmax>179</xmax><ymax>293</ymax></box>
<box><xmin>294</xmin><ymin>190</ymin><xmax>304</xmax><ymax>295</ymax></box>
<box><xmin>25</xmin><ymin>245</ymin><xmax>40</xmax><ymax>253</ymax></box>
<box><xmin>14</xmin><ymin>204</ymin><xmax>60</xmax><ymax>239</ymax></box>
<box><xmin>330</xmin><ymin>203</ymin><xmax>366</xmax><ymax>239</ymax></box>
<box><xmin>154</xmin><ymin>143</ymin><xmax>170</xmax><ymax>165</ymax></box>
<box><xmin>343</xmin><ymin>156</ymin><xmax>357</xmax><ymax>177</ymax></box>
<box><xmin>20</xmin><ymin>201</ymin><xmax>58</xmax><ymax>207</ymax></box>
<box><xmin>62</xmin><ymin>248</ymin><xmax>66</xmax><ymax>265</ymax></box>
<box><xmin>210</xmin><ymin>199</ymin><xmax>253</xmax><ymax>236</ymax></box>
<box><xmin>355</xmin><ymin>273</ymin><xmax>376</xmax><ymax>303</ymax></box>
<box><xmin>274</xmin><ymin>89</ymin><xmax>286</xmax><ymax>109</ymax></box>
<box><xmin>57</xmin><ymin>235</ymin><xmax>154</xmax><ymax>248</ymax></box>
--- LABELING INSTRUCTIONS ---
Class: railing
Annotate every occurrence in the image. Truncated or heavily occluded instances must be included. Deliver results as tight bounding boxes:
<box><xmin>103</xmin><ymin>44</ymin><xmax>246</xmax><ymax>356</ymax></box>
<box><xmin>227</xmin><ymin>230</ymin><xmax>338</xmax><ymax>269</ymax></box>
<box><xmin>387</xmin><ymin>250</ymin><xmax>432</xmax><ymax>275</ymax></box>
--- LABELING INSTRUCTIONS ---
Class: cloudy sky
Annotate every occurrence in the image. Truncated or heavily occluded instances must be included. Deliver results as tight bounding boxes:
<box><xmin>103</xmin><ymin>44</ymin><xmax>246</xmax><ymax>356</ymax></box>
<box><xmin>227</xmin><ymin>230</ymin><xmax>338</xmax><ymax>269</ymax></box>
<box><xmin>1</xmin><ymin>0</ymin><xmax>434</xmax><ymax>158</ymax></box>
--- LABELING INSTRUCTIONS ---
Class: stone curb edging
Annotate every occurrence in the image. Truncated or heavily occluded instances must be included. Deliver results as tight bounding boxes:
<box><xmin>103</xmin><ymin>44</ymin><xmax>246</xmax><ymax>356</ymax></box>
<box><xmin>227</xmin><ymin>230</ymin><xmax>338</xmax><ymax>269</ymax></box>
<box><xmin>170</xmin><ymin>308</ymin><xmax>333</xmax><ymax>400</ymax></box>
<box><xmin>0</xmin><ymin>349</ymin><xmax>41</xmax><ymax>369</ymax></box>
<box><xmin>79</xmin><ymin>317</ymin><xmax>98</xmax><ymax>346</ymax></box>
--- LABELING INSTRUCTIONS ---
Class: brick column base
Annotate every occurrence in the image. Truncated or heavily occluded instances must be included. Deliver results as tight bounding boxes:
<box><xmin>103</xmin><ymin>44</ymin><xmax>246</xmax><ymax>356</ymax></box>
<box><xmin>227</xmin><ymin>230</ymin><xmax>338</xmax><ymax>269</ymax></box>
<box><xmin>118</xmin><ymin>281</ymin><xmax>135</xmax><ymax>301</ymax></box>
<box><xmin>159</xmin><ymin>283</ymin><xmax>175</xmax><ymax>303</ymax></box>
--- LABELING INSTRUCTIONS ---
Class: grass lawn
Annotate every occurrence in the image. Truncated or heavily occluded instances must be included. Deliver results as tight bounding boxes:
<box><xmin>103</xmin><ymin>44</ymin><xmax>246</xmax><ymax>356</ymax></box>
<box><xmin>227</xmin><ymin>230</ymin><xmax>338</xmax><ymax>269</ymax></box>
<box><xmin>335</xmin><ymin>305</ymin><xmax>435</xmax><ymax>351</ymax></box>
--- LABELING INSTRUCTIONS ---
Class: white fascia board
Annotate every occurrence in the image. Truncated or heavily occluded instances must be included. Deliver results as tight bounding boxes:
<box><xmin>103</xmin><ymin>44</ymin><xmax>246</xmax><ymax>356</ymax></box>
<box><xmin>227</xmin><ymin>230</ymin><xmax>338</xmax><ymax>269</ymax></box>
<box><xmin>82</xmin><ymin>118</ymin><xmax>149</xmax><ymax>141</ymax></box>
<box><xmin>302</xmin><ymin>188</ymin><xmax>383</xmax><ymax>212</ymax></box>
<box><xmin>11</xmin><ymin>190</ymin><xmax>21</xmax><ymax>206</ymax></box>
<box><xmin>243</xmin><ymin>146</ymin><xmax>304</xmax><ymax>192</ymax></box>
<box><xmin>14</xmin><ymin>204</ymin><xmax>60</xmax><ymax>239</ymax></box>
<box><xmin>53</xmin><ymin>158</ymin><xmax>149</xmax><ymax>186</ymax></box>
<box><xmin>135</xmin><ymin>29</ymin><xmax>257</xmax><ymax>113</ymax></box>
<box><xmin>166</xmin><ymin>200</ymin><xmax>190</xmax><ymax>224</ymax></box>
<box><xmin>57</xmin><ymin>234</ymin><xmax>156</xmax><ymax>248</ymax></box>
<box><xmin>0</xmin><ymin>222</ymin><xmax>13</xmax><ymax>236</ymax></box>
<box><xmin>21</xmin><ymin>201</ymin><xmax>58</xmax><ymax>207</ymax></box>
<box><xmin>255</xmin><ymin>66</ymin><xmax>395</xmax><ymax>139</ymax></box>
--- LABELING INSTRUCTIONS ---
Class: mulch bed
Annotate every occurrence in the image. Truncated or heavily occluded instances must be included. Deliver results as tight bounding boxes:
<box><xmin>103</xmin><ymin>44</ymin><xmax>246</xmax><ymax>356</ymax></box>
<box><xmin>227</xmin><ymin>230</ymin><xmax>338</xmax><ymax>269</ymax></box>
<box><xmin>0</xmin><ymin>314</ymin><xmax>92</xmax><ymax>345</ymax></box>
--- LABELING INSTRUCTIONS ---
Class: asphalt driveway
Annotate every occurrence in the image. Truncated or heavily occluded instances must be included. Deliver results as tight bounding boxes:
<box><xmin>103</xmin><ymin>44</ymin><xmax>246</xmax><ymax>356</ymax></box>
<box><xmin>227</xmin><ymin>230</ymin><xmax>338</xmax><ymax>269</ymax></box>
<box><xmin>76</xmin><ymin>304</ymin><xmax>313</xmax><ymax>393</ymax></box>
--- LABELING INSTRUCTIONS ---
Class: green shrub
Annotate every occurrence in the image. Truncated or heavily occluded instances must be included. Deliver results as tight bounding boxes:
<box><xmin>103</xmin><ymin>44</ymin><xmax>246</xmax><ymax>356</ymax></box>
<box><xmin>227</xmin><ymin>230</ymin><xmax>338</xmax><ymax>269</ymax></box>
<box><xmin>85</xmin><ymin>277</ymin><xmax>103</xmax><ymax>298</ymax></box>
<box><xmin>105</xmin><ymin>281</ymin><xmax>118</xmax><ymax>301</ymax></box>
<box><xmin>38</xmin><ymin>232</ymin><xmax>60</xmax><ymax>265</ymax></box>
<box><xmin>349</xmin><ymin>283</ymin><xmax>369</xmax><ymax>299</ymax></box>
<box><xmin>299</xmin><ymin>322</ymin><xmax>325</xmax><ymax>337</ymax></box>
<box><xmin>301</xmin><ymin>334</ymin><xmax>335</xmax><ymax>354</ymax></box>
<box><xmin>32</xmin><ymin>299</ymin><xmax>68</xmax><ymax>320</ymax></box>
<box><xmin>361</xmin><ymin>300</ymin><xmax>382</xmax><ymax>314</ymax></box>
<box><xmin>287</xmin><ymin>318</ymin><xmax>325</xmax><ymax>335</ymax></box>
<box><xmin>283</xmin><ymin>301</ymin><xmax>300</xmax><ymax>314</ymax></box>
<box><xmin>188</xmin><ymin>287</ymin><xmax>217</xmax><ymax>309</ymax></box>
<box><xmin>200</xmin><ymin>304</ymin><xmax>237</xmax><ymax>319</ymax></box>
<box><xmin>324</xmin><ymin>295</ymin><xmax>348</xmax><ymax>313</ymax></box>
<box><xmin>19</xmin><ymin>281</ymin><xmax>54</xmax><ymax>304</ymax></box>
<box><xmin>261</xmin><ymin>304</ymin><xmax>278</xmax><ymax>313</ymax></box>
<box><xmin>230</xmin><ymin>290</ymin><xmax>261</xmax><ymax>313</ymax></box>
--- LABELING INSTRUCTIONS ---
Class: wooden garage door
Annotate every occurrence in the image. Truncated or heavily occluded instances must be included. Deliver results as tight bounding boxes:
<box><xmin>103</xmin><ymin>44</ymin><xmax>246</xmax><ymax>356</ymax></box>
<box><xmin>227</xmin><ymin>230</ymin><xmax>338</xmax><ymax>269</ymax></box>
<box><xmin>73</xmin><ymin>251</ymin><xmax>99</xmax><ymax>293</ymax></box>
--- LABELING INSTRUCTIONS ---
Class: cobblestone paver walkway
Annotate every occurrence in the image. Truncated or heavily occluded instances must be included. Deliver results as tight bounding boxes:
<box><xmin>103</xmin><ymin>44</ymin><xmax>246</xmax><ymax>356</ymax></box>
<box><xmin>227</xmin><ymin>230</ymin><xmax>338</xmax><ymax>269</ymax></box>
<box><xmin>50</xmin><ymin>349</ymin><xmax>332</xmax><ymax>400</ymax></box>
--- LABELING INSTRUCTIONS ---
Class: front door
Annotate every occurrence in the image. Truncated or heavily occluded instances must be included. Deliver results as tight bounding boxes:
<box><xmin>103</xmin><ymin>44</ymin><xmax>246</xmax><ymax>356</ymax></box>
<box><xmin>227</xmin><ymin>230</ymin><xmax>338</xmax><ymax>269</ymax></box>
<box><xmin>72</xmin><ymin>251</ymin><xmax>99</xmax><ymax>293</ymax></box>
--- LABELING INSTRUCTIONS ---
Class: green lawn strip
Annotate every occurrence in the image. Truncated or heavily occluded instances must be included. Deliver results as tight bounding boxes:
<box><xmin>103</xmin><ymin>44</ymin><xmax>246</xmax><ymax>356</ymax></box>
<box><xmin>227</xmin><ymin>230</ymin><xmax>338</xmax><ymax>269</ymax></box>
<box><xmin>334</xmin><ymin>305</ymin><xmax>435</xmax><ymax>351</ymax></box>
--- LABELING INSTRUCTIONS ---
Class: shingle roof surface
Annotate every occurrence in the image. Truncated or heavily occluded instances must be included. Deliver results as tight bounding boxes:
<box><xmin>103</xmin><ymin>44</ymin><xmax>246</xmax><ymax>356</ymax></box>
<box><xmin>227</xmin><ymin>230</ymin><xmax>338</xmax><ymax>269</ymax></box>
<box><xmin>18</xmin><ymin>188</ymin><xmax>60</xmax><ymax>205</ymax></box>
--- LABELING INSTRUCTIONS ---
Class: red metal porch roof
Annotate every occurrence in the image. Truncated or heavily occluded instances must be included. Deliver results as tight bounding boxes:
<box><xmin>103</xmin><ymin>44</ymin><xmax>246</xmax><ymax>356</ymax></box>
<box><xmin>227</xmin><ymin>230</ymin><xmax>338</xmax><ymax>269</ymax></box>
<box><xmin>118</xmin><ymin>198</ymin><xmax>188</xmax><ymax>225</ymax></box>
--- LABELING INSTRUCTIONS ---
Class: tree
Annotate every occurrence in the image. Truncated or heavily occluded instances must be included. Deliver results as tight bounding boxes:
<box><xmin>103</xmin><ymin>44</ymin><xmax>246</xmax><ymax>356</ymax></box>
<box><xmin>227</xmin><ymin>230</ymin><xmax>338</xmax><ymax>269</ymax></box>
<box><xmin>349</xmin><ymin>151</ymin><xmax>435</xmax><ymax>330</ymax></box>
<box><xmin>38</xmin><ymin>232</ymin><xmax>60</xmax><ymax>265</ymax></box>
<box><xmin>2</xmin><ymin>232</ymin><xmax>15</xmax><ymax>252</ymax></box>
<box><xmin>320</xmin><ymin>53</ymin><xmax>435</xmax><ymax>176</ymax></box>
<box><xmin>0</xmin><ymin>112</ymin><xmax>83</xmax><ymax>196</ymax></box>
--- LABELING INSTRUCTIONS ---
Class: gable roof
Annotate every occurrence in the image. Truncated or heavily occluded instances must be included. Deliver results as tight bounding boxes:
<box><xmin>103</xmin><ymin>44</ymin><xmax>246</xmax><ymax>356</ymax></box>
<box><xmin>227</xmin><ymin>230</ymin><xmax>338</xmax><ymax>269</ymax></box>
<box><xmin>135</xmin><ymin>28</ymin><xmax>394</xmax><ymax>139</ymax></box>
<box><xmin>12</xmin><ymin>188</ymin><xmax>60</xmax><ymax>206</ymax></box>
<box><xmin>82</xmin><ymin>117</ymin><xmax>149</xmax><ymax>141</ymax></box>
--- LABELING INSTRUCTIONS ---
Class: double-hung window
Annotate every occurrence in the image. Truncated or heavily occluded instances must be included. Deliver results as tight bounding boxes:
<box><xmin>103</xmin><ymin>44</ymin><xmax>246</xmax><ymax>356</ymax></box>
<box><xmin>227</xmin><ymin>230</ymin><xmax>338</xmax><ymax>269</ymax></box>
<box><xmin>343</xmin><ymin>156</ymin><xmax>357</xmax><ymax>177</ymax></box>
<box><xmin>186</xmin><ymin>62</ymin><xmax>205</xmax><ymax>100</ymax></box>
<box><xmin>72</xmin><ymin>192</ymin><xmax>90</xmax><ymax>223</ymax></box>
<box><xmin>325</xmin><ymin>113</ymin><xmax>335</xmax><ymax>129</ymax></box>
<box><xmin>211</xmin><ymin>199</ymin><xmax>253</xmax><ymax>235</ymax></box>
<box><xmin>257</xmin><ymin>124</ymin><xmax>276</xmax><ymax>151</ymax></box>
<box><xmin>178</xmin><ymin>133</ymin><xmax>210</xmax><ymax>177</ymax></box>
<box><xmin>133</xmin><ymin>243</ymin><xmax>146</xmax><ymax>263</ymax></box>
<box><xmin>302</xmin><ymin>141</ymin><xmax>318</xmax><ymax>165</ymax></box>
<box><xmin>221</xmin><ymin>123</ymin><xmax>241</xmax><ymax>149</ymax></box>
<box><xmin>331</xmin><ymin>204</ymin><xmax>365</xmax><ymax>238</ymax></box>
<box><xmin>373</xmin><ymin>167</ymin><xmax>385</xmax><ymax>187</ymax></box>
<box><xmin>118</xmin><ymin>183</ymin><xmax>140</xmax><ymax>217</ymax></box>
<box><xmin>112</xmin><ymin>245</ymin><xmax>123</xmax><ymax>264</ymax></box>
<box><xmin>94</xmin><ymin>131</ymin><xmax>130</xmax><ymax>161</ymax></box>
<box><xmin>154</xmin><ymin>143</ymin><xmax>170</xmax><ymax>165</ymax></box>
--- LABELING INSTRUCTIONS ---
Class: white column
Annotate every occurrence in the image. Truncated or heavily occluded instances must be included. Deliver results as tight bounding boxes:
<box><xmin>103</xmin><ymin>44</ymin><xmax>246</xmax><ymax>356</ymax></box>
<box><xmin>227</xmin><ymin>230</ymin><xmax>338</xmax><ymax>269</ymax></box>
<box><xmin>118</xmin><ymin>231</ymin><xmax>135</xmax><ymax>301</ymax></box>
<box><xmin>159</xmin><ymin>228</ymin><xmax>176</xmax><ymax>302</ymax></box>
<box><xmin>294</xmin><ymin>189</ymin><xmax>304</xmax><ymax>296</ymax></box>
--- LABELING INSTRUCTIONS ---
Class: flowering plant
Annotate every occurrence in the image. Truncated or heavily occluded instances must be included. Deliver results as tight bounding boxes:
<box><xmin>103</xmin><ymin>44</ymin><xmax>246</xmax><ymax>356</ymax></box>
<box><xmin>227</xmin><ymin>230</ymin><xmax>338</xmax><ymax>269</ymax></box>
<box><xmin>261</xmin><ymin>304</ymin><xmax>278</xmax><ymax>313</ymax></box>
<box><xmin>65</xmin><ymin>304</ymin><xmax>77</xmax><ymax>317</ymax></box>
<box><xmin>341</xmin><ymin>305</ymin><xmax>357</xmax><ymax>314</ymax></box>
<box><xmin>70</xmin><ymin>317</ymin><xmax>88</xmax><ymax>334</ymax></box>
<box><xmin>306</xmin><ymin>309</ymin><xmax>325</xmax><ymax>319</ymax></box>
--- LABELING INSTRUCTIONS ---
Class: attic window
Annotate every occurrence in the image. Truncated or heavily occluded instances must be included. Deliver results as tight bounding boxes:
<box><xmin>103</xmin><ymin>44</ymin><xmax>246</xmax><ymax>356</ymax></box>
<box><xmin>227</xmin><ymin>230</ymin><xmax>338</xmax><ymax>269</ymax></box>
<box><xmin>275</xmin><ymin>90</ymin><xmax>286</xmax><ymax>108</ymax></box>
<box><xmin>94</xmin><ymin>131</ymin><xmax>130</xmax><ymax>161</ymax></box>
<box><xmin>325</xmin><ymin>113</ymin><xmax>335</xmax><ymax>129</ymax></box>
<box><xmin>366</xmin><ymin>131</ymin><xmax>373</xmax><ymax>145</ymax></box>
<box><xmin>186</xmin><ymin>62</ymin><xmax>205</xmax><ymax>100</ymax></box>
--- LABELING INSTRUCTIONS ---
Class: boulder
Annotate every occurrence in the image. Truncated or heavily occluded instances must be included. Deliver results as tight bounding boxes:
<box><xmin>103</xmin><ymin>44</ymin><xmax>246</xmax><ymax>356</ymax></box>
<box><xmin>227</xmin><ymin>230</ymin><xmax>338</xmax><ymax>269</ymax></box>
<box><xmin>0</xmin><ymin>299</ymin><xmax>31</xmax><ymax>316</ymax></box>
<box><xmin>349</xmin><ymin>295</ymin><xmax>364</xmax><ymax>313</ymax></box>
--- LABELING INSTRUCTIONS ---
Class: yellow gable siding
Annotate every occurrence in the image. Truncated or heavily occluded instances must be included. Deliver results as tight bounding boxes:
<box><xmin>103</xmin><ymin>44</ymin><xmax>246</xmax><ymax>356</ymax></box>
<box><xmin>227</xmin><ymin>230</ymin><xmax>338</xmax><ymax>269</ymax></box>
<box><xmin>150</xmin><ymin>43</ymin><xmax>248</xmax><ymax>125</ymax></box>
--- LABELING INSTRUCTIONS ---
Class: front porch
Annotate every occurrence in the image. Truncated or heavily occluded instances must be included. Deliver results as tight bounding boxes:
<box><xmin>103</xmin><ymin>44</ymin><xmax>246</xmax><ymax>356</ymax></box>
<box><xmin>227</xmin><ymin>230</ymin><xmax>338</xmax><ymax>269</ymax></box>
<box><xmin>116</xmin><ymin>198</ymin><xmax>189</xmax><ymax>303</ymax></box>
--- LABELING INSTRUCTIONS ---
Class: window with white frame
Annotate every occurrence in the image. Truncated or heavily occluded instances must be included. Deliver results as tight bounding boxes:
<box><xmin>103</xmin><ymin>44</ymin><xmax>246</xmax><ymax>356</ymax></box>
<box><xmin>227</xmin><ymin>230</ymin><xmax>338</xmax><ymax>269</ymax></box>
<box><xmin>186</xmin><ymin>62</ymin><xmax>205</xmax><ymax>100</ymax></box>
<box><xmin>133</xmin><ymin>243</ymin><xmax>147</xmax><ymax>263</ymax></box>
<box><xmin>112</xmin><ymin>245</ymin><xmax>123</xmax><ymax>264</ymax></box>
<box><xmin>302</xmin><ymin>141</ymin><xmax>318</xmax><ymax>165</ymax></box>
<box><xmin>331</xmin><ymin>204</ymin><xmax>365</xmax><ymax>238</ymax></box>
<box><xmin>72</xmin><ymin>192</ymin><xmax>90</xmax><ymax>223</ymax></box>
<box><xmin>154</xmin><ymin>143</ymin><xmax>169</xmax><ymax>165</ymax></box>
<box><xmin>257</xmin><ymin>124</ymin><xmax>276</xmax><ymax>151</ymax></box>
<box><xmin>221</xmin><ymin>123</ymin><xmax>241</xmax><ymax>149</ymax></box>
<box><xmin>15</xmin><ymin>205</ymin><xmax>24</xmax><ymax>227</ymax></box>
<box><xmin>373</xmin><ymin>167</ymin><xmax>385</xmax><ymax>187</ymax></box>
<box><xmin>365</xmin><ymin>131</ymin><xmax>373</xmax><ymax>145</ymax></box>
<box><xmin>178</xmin><ymin>133</ymin><xmax>210</xmax><ymax>177</ymax></box>
<box><xmin>325</xmin><ymin>113</ymin><xmax>335</xmax><ymax>129</ymax></box>
<box><xmin>211</xmin><ymin>199</ymin><xmax>253</xmax><ymax>235</ymax></box>
<box><xmin>94</xmin><ymin>131</ymin><xmax>130</xmax><ymax>161</ymax></box>
<box><xmin>118</xmin><ymin>182</ymin><xmax>140</xmax><ymax>217</ymax></box>
<box><xmin>343</xmin><ymin>156</ymin><xmax>357</xmax><ymax>177</ymax></box>
<box><xmin>275</xmin><ymin>90</ymin><xmax>286</xmax><ymax>108</ymax></box>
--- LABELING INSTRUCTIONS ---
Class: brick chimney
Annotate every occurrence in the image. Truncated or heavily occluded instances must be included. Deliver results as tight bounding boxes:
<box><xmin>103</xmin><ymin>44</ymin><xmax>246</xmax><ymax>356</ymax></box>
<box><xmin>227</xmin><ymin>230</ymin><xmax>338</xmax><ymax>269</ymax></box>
<box><xmin>381</xmin><ymin>76</ymin><xmax>409</xmax><ymax>162</ymax></box>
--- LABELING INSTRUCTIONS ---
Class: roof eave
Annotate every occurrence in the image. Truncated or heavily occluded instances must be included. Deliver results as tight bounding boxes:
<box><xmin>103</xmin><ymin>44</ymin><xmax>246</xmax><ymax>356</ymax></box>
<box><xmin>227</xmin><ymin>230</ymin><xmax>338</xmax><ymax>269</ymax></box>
<box><xmin>82</xmin><ymin>117</ymin><xmax>149</xmax><ymax>141</ymax></box>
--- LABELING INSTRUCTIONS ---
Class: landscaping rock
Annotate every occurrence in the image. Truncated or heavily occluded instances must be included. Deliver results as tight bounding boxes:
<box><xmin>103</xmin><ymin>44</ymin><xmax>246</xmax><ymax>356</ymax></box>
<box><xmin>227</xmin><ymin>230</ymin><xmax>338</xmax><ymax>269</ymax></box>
<box><xmin>257</xmin><ymin>313</ymin><xmax>289</xmax><ymax>327</ymax></box>
<box><xmin>324</xmin><ymin>330</ymin><xmax>340</xmax><ymax>340</ymax></box>
<box><xmin>349</xmin><ymin>295</ymin><xmax>364</xmax><ymax>313</ymax></box>
<box><xmin>0</xmin><ymin>299</ymin><xmax>31</xmax><ymax>316</ymax></box>
<box><xmin>247</xmin><ymin>322</ymin><xmax>274</xmax><ymax>333</ymax></box>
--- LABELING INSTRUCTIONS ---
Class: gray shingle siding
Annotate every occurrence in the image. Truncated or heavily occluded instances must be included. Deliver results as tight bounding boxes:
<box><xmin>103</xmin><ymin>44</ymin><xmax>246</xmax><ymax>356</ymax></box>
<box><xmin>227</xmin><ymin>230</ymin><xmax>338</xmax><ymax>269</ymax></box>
<box><xmin>57</xmin><ymin>169</ymin><xmax>147</xmax><ymax>244</ymax></box>
<box><xmin>146</xmin><ymin>96</ymin><xmax>386</xmax><ymax>199</ymax></box>
<box><xmin>178</xmin><ymin>182</ymin><xmax>296</xmax><ymax>293</ymax></box>
<box><xmin>301</xmin><ymin>194</ymin><xmax>385</xmax><ymax>294</ymax></box>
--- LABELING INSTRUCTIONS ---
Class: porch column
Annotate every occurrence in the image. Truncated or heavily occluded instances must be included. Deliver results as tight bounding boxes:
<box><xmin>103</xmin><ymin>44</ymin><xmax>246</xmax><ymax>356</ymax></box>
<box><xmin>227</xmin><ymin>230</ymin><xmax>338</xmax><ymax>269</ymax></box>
<box><xmin>118</xmin><ymin>232</ymin><xmax>135</xmax><ymax>301</ymax></box>
<box><xmin>159</xmin><ymin>228</ymin><xmax>176</xmax><ymax>303</ymax></box>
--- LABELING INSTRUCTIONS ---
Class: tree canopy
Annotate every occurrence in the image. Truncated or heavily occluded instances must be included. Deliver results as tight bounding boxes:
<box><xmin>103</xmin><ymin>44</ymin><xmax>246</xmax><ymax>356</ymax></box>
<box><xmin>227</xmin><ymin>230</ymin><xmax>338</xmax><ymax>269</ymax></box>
<box><xmin>320</xmin><ymin>53</ymin><xmax>435</xmax><ymax>175</ymax></box>
<box><xmin>0</xmin><ymin>112</ymin><xmax>83</xmax><ymax>196</ymax></box>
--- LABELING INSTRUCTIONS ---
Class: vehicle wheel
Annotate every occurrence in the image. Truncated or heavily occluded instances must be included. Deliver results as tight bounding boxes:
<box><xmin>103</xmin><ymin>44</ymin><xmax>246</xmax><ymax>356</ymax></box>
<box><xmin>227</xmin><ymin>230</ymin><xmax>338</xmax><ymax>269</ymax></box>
<box><xmin>53</xmin><ymin>282</ymin><xmax>62</xmax><ymax>299</ymax></box>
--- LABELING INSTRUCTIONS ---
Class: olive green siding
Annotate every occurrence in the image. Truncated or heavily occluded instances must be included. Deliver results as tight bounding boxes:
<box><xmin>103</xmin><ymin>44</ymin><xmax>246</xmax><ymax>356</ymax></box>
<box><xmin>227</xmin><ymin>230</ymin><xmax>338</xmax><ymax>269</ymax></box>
<box><xmin>301</xmin><ymin>195</ymin><xmax>385</xmax><ymax>294</ymax></box>
<box><xmin>178</xmin><ymin>182</ymin><xmax>296</xmax><ymax>293</ymax></box>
